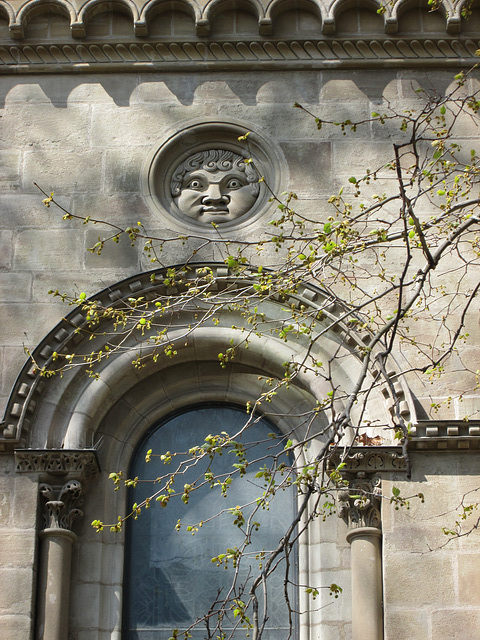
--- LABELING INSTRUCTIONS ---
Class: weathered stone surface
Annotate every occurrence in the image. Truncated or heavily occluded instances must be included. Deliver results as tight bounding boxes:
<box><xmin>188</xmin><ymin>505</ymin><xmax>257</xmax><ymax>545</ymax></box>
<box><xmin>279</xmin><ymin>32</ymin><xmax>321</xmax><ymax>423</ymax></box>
<box><xmin>431</xmin><ymin>609</ymin><xmax>480</xmax><ymax>639</ymax></box>
<box><xmin>0</xmin><ymin>273</ymin><xmax>32</xmax><ymax>302</ymax></box>
<box><xmin>14</xmin><ymin>230</ymin><xmax>84</xmax><ymax>271</ymax></box>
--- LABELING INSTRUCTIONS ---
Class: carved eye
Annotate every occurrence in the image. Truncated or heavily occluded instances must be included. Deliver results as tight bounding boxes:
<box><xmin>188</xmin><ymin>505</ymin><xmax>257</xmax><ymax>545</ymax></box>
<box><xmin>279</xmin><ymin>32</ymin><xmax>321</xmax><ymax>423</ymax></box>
<box><xmin>227</xmin><ymin>178</ymin><xmax>243</xmax><ymax>189</ymax></box>
<box><xmin>187</xmin><ymin>179</ymin><xmax>203</xmax><ymax>190</ymax></box>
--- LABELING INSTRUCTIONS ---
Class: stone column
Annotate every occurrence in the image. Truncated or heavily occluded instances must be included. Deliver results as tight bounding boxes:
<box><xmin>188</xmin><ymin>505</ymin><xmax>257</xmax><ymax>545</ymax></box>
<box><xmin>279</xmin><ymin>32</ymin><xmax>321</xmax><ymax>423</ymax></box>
<box><xmin>338</xmin><ymin>473</ymin><xmax>383</xmax><ymax>640</ymax></box>
<box><xmin>36</xmin><ymin>480</ymin><xmax>83</xmax><ymax>640</ymax></box>
<box><xmin>14</xmin><ymin>450</ymin><xmax>100</xmax><ymax>640</ymax></box>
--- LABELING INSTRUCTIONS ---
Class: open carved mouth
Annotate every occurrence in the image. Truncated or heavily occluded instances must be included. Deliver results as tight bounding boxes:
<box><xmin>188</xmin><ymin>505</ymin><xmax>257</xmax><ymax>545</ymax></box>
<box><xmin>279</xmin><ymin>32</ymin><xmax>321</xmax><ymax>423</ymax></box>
<box><xmin>202</xmin><ymin>207</ymin><xmax>230</xmax><ymax>214</ymax></box>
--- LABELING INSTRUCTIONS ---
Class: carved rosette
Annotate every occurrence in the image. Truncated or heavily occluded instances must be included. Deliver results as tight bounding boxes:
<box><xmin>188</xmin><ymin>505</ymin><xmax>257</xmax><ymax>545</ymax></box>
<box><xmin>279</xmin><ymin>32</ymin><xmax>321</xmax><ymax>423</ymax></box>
<box><xmin>39</xmin><ymin>480</ymin><xmax>84</xmax><ymax>531</ymax></box>
<box><xmin>337</xmin><ymin>472</ymin><xmax>382</xmax><ymax>531</ymax></box>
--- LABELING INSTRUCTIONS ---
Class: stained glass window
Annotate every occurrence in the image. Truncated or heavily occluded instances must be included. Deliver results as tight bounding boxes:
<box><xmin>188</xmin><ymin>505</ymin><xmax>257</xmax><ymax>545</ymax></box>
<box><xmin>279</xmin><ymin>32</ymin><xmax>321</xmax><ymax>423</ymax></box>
<box><xmin>123</xmin><ymin>404</ymin><xmax>296</xmax><ymax>640</ymax></box>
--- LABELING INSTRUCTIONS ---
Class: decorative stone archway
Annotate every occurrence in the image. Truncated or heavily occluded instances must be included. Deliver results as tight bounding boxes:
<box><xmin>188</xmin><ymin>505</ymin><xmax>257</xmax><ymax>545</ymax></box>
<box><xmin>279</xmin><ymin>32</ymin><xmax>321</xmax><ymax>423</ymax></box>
<box><xmin>2</xmin><ymin>263</ymin><xmax>416</xmax><ymax>640</ymax></box>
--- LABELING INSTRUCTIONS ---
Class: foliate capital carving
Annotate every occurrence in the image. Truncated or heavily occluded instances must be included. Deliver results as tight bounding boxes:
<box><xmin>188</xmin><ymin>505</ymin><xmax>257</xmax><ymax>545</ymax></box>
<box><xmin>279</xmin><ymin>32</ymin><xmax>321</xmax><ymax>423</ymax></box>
<box><xmin>39</xmin><ymin>480</ymin><xmax>84</xmax><ymax>531</ymax></box>
<box><xmin>336</xmin><ymin>473</ymin><xmax>382</xmax><ymax>531</ymax></box>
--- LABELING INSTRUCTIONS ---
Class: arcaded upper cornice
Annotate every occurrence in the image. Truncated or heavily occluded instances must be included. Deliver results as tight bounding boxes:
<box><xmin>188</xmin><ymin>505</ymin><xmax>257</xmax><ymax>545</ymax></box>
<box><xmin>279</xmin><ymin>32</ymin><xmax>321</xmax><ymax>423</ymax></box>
<box><xmin>0</xmin><ymin>0</ymin><xmax>478</xmax><ymax>73</ymax></box>
<box><xmin>0</xmin><ymin>0</ymin><xmax>471</xmax><ymax>40</ymax></box>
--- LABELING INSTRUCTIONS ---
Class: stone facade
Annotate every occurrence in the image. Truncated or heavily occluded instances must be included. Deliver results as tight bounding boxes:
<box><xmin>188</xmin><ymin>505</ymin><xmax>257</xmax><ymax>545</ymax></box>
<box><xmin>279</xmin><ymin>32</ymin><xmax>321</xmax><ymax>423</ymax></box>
<box><xmin>0</xmin><ymin>1</ymin><xmax>480</xmax><ymax>639</ymax></box>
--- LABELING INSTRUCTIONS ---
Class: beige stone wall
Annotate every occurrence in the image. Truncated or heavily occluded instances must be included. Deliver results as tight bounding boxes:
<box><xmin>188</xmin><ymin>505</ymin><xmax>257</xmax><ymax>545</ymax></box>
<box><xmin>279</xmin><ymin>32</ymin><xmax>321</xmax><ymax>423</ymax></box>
<box><xmin>1</xmin><ymin>68</ymin><xmax>480</xmax><ymax>421</ymax></box>
<box><xmin>0</xmin><ymin>3</ymin><xmax>479</xmax><ymax>639</ymax></box>
<box><xmin>383</xmin><ymin>453</ymin><xmax>480</xmax><ymax>640</ymax></box>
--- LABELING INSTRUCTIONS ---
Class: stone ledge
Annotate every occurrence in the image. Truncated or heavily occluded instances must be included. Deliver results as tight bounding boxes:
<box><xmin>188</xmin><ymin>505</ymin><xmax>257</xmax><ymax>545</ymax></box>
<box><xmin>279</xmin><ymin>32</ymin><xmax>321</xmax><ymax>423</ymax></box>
<box><xmin>0</xmin><ymin>38</ymin><xmax>478</xmax><ymax>74</ymax></box>
<box><xmin>15</xmin><ymin>449</ymin><xmax>100</xmax><ymax>478</ymax></box>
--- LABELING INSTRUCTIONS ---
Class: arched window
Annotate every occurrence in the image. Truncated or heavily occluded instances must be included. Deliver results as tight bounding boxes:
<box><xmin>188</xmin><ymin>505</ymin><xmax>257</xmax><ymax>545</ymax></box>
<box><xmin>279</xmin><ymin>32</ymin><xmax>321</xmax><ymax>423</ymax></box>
<box><xmin>123</xmin><ymin>404</ymin><xmax>296</xmax><ymax>640</ymax></box>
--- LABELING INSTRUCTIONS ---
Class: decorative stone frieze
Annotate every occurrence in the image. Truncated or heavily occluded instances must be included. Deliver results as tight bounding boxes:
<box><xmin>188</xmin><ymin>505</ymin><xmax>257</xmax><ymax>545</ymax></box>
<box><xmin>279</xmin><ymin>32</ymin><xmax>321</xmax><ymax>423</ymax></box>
<box><xmin>0</xmin><ymin>38</ymin><xmax>479</xmax><ymax>74</ymax></box>
<box><xmin>15</xmin><ymin>449</ymin><xmax>100</xmax><ymax>478</ymax></box>
<box><xmin>328</xmin><ymin>446</ymin><xmax>406</xmax><ymax>474</ymax></box>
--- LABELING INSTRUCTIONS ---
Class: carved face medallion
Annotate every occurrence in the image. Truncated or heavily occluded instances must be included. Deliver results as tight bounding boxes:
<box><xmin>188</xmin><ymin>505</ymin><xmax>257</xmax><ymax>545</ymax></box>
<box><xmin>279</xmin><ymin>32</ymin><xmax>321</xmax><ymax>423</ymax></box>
<box><xmin>171</xmin><ymin>150</ymin><xmax>260</xmax><ymax>224</ymax></box>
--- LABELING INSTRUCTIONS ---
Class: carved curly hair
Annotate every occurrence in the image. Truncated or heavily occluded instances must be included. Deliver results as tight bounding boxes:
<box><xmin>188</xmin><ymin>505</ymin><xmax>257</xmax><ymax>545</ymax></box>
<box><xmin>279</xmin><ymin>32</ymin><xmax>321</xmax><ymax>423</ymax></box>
<box><xmin>171</xmin><ymin>149</ymin><xmax>260</xmax><ymax>197</ymax></box>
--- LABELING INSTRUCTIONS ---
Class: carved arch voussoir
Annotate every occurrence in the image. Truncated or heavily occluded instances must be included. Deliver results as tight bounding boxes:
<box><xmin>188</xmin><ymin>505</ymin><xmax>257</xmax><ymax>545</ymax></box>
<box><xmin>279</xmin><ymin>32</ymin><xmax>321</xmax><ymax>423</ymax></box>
<box><xmin>0</xmin><ymin>264</ymin><xmax>416</xmax><ymax>451</ymax></box>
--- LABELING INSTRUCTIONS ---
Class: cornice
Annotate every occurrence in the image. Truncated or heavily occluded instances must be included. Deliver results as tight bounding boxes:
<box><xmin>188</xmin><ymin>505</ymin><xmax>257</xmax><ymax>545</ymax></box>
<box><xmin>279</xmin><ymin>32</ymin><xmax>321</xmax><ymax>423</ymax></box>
<box><xmin>410</xmin><ymin>420</ymin><xmax>480</xmax><ymax>451</ymax></box>
<box><xmin>0</xmin><ymin>37</ymin><xmax>478</xmax><ymax>73</ymax></box>
<box><xmin>15</xmin><ymin>448</ymin><xmax>100</xmax><ymax>477</ymax></box>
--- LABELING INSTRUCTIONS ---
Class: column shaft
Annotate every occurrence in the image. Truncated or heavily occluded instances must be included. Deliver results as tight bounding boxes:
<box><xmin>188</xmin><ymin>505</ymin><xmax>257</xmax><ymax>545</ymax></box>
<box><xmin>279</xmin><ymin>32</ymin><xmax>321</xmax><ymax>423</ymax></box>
<box><xmin>36</xmin><ymin>528</ymin><xmax>76</xmax><ymax>640</ymax></box>
<box><xmin>346</xmin><ymin>527</ymin><xmax>383</xmax><ymax>640</ymax></box>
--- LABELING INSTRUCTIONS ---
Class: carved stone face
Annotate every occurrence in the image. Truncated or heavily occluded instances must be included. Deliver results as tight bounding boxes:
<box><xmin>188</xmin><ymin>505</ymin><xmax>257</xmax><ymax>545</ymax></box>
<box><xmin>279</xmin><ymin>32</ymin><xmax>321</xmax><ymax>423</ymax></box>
<box><xmin>171</xmin><ymin>150</ymin><xmax>260</xmax><ymax>224</ymax></box>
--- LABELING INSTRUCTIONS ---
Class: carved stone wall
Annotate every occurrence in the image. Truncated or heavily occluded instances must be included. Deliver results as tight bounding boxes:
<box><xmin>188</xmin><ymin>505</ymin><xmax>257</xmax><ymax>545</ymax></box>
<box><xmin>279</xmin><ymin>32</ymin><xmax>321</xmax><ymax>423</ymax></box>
<box><xmin>0</xmin><ymin>2</ymin><xmax>479</xmax><ymax>640</ymax></box>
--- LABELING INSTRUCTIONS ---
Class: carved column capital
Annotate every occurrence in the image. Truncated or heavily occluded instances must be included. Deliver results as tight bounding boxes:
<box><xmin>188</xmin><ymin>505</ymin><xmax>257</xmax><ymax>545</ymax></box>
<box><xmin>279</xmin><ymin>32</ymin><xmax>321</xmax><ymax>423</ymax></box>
<box><xmin>337</xmin><ymin>472</ymin><xmax>382</xmax><ymax>531</ymax></box>
<box><xmin>39</xmin><ymin>480</ymin><xmax>84</xmax><ymax>531</ymax></box>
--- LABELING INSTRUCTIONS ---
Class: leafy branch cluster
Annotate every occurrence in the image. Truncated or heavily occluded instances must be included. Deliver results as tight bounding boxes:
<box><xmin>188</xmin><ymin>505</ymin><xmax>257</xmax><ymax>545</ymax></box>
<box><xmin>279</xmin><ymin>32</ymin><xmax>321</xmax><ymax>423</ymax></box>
<box><xmin>35</xmin><ymin>68</ymin><xmax>480</xmax><ymax>640</ymax></box>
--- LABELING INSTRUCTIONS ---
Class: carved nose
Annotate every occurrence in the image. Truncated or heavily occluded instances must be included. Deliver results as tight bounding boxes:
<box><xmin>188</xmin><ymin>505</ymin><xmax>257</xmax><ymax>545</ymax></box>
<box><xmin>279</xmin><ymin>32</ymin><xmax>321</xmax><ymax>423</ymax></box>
<box><xmin>202</xmin><ymin>188</ymin><xmax>230</xmax><ymax>207</ymax></box>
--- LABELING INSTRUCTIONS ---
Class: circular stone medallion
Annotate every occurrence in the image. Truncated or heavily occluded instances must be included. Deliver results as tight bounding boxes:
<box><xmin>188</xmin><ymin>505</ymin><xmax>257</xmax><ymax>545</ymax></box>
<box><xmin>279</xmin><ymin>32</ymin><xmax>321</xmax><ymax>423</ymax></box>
<box><xmin>143</xmin><ymin>120</ymin><xmax>285</xmax><ymax>233</ymax></box>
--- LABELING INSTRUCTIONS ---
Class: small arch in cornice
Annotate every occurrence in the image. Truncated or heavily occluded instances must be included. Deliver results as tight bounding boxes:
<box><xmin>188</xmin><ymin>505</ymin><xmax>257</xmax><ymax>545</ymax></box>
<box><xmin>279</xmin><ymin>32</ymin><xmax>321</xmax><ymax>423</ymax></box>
<box><xmin>334</xmin><ymin>0</ymin><xmax>384</xmax><ymax>35</ymax></box>
<box><xmin>138</xmin><ymin>0</ymin><xmax>198</xmax><ymax>37</ymax></box>
<box><xmin>12</xmin><ymin>0</ymin><xmax>75</xmax><ymax>39</ymax></box>
<box><xmin>394</xmin><ymin>0</ymin><xmax>448</xmax><ymax>35</ymax></box>
<box><xmin>75</xmin><ymin>0</ymin><xmax>139</xmax><ymax>38</ymax></box>
<box><xmin>266</xmin><ymin>0</ymin><xmax>323</xmax><ymax>37</ymax></box>
<box><xmin>0</xmin><ymin>0</ymin><xmax>15</xmax><ymax>24</ymax></box>
<box><xmin>457</xmin><ymin>0</ymin><xmax>480</xmax><ymax>34</ymax></box>
<box><xmin>0</xmin><ymin>1</ymin><xmax>14</xmax><ymax>39</ymax></box>
<box><xmin>324</xmin><ymin>0</ymin><xmax>382</xmax><ymax>34</ymax></box>
<box><xmin>201</xmin><ymin>0</ymin><xmax>264</xmax><ymax>36</ymax></box>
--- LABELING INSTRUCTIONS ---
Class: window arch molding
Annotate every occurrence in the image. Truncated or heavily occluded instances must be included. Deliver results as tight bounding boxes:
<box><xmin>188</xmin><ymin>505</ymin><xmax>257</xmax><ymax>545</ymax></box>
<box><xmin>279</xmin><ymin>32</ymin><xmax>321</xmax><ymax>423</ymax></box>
<box><xmin>3</xmin><ymin>263</ymin><xmax>417</xmax><ymax>638</ymax></box>
<box><xmin>2</xmin><ymin>263</ymin><xmax>416</xmax><ymax>453</ymax></box>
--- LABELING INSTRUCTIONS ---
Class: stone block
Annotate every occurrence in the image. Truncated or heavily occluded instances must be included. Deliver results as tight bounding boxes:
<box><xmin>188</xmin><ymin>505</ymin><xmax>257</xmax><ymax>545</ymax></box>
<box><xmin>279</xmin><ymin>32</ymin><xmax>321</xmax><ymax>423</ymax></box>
<box><xmin>66</xmin><ymin>77</ymin><xmax>139</xmax><ymax>106</ymax></box>
<box><xmin>323</xmin><ymin>70</ymin><xmax>400</xmax><ymax>103</ymax></box>
<box><xmin>454</xmin><ymin>395</ymin><xmax>480</xmax><ymax>421</ymax></box>
<box><xmin>85</xmin><ymin>228</ymin><xmax>140</xmax><ymax>269</ymax></box>
<box><xmin>0</xmin><ymin>105</ymin><xmax>90</xmax><ymax>151</ymax></box>
<box><xmin>0</xmin><ymin>614</ymin><xmax>32</xmax><ymax>639</ymax></box>
<box><xmin>1</xmin><ymin>346</ymin><xmax>30</xmax><ymax>399</ymax></box>
<box><xmin>12</xmin><ymin>476</ymin><xmax>38</xmax><ymax>529</ymax></box>
<box><xmin>431</xmin><ymin>608</ymin><xmax>480</xmax><ymax>639</ymax></box>
<box><xmin>458</xmin><ymin>553</ymin><xmax>480</xmax><ymax>604</ymax></box>
<box><xmin>104</xmin><ymin>148</ymin><xmax>144</xmax><ymax>194</ymax></box>
<box><xmin>130</xmin><ymin>80</ymin><xmax>183</xmax><ymax>104</ymax></box>
<box><xmin>70</xmin><ymin>582</ymin><xmax>101</xmax><ymax>629</ymax></box>
<box><xmin>0</xmin><ymin>567</ymin><xmax>34</xmax><ymax>614</ymax></box>
<box><xmin>90</xmin><ymin>104</ymin><xmax>193</xmax><ymax>148</ymax></box>
<box><xmin>280</xmin><ymin>142</ymin><xmax>332</xmax><ymax>196</ymax></box>
<box><xmin>72</xmin><ymin>193</ymin><xmax>152</xmax><ymax>228</ymax></box>
<box><xmin>318</xmin><ymin>542</ymin><xmax>342</xmax><ymax>570</ymax></box>
<box><xmin>0</xmin><ymin>193</ymin><xmax>73</xmax><ymax>229</ymax></box>
<box><xmin>22</xmin><ymin>150</ymin><xmax>103</xmax><ymax>195</ymax></box>
<box><xmin>385</xmin><ymin>609</ymin><xmax>430</xmax><ymax>640</ymax></box>
<box><xmin>0</xmin><ymin>474</ymin><xmax>11</xmax><ymax>525</ymax></box>
<box><xmin>14</xmin><ymin>229</ymin><xmax>84</xmax><ymax>271</ymax></box>
<box><xmin>0</xmin><ymin>151</ymin><xmax>21</xmax><ymax>192</ymax></box>
<box><xmin>333</xmin><ymin>140</ymin><xmax>396</xmax><ymax>178</ymax></box>
<box><xmin>315</xmin><ymin>568</ymin><xmax>352</xmax><ymax>622</ymax></box>
<box><xmin>0</xmin><ymin>231</ymin><xmax>13</xmax><ymax>270</ymax></box>
<box><xmin>0</xmin><ymin>273</ymin><xmax>32</xmax><ymax>302</ymax></box>
<box><xmin>0</xmin><ymin>302</ymin><xmax>65</xmax><ymax>345</ymax></box>
<box><xmin>254</xmin><ymin>72</ymin><xmax>321</xmax><ymax>105</ymax></box>
<box><xmin>384</xmin><ymin>554</ymin><xmax>453</xmax><ymax>605</ymax></box>
<box><xmin>73</xmin><ymin>540</ymin><xmax>103</xmax><ymax>584</ymax></box>
<box><xmin>0</xmin><ymin>530</ymin><xmax>36</xmax><ymax>566</ymax></box>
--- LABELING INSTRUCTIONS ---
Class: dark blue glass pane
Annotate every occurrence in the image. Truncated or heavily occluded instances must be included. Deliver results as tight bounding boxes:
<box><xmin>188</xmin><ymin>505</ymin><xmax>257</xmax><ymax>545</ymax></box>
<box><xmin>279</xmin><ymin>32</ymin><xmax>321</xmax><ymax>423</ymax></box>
<box><xmin>123</xmin><ymin>405</ymin><xmax>296</xmax><ymax>640</ymax></box>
